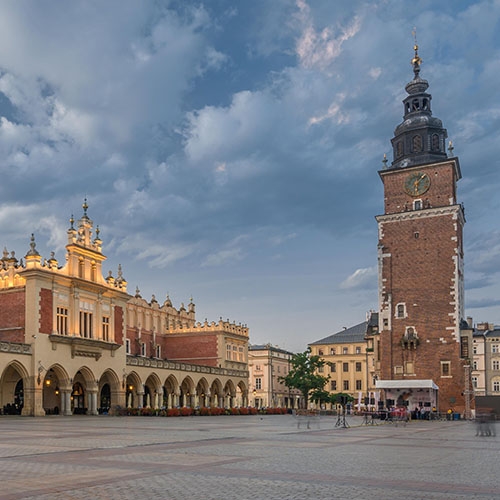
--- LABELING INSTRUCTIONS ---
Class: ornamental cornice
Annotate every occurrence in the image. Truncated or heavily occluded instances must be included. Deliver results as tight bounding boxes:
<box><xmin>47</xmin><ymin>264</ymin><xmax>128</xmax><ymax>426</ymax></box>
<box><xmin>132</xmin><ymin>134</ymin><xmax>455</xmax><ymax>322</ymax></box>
<box><xmin>376</xmin><ymin>204</ymin><xmax>464</xmax><ymax>224</ymax></box>
<box><xmin>0</xmin><ymin>341</ymin><xmax>31</xmax><ymax>355</ymax></box>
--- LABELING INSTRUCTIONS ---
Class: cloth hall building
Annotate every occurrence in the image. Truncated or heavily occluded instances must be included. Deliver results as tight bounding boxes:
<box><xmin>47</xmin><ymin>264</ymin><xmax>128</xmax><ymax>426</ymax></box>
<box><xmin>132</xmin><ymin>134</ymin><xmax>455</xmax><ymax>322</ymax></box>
<box><xmin>0</xmin><ymin>202</ymin><xmax>250</xmax><ymax>416</ymax></box>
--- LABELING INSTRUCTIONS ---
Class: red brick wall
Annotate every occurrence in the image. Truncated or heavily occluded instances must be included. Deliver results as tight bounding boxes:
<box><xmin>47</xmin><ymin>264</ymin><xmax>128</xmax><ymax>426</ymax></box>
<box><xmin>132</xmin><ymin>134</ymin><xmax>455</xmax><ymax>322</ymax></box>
<box><xmin>379</xmin><ymin>161</ymin><xmax>465</xmax><ymax>409</ymax></box>
<box><xmin>0</xmin><ymin>290</ymin><xmax>25</xmax><ymax>342</ymax></box>
<box><xmin>165</xmin><ymin>333</ymin><xmax>219</xmax><ymax>367</ymax></box>
<box><xmin>39</xmin><ymin>288</ymin><xmax>52</xmax><ymax>334</ymax></box>
<box><xmin>114</xmin><ymin>306</ymin><xmax>123</xmax><ymax>345</ymax></box>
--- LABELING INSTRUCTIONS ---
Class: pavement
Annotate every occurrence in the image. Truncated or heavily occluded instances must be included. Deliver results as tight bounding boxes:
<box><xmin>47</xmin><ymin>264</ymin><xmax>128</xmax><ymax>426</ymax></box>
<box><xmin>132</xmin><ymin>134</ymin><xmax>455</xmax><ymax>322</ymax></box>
<box><xmin>0</xmin><ymin>413</ymin><xmax>497</xmax><ymax>500</ymax></box>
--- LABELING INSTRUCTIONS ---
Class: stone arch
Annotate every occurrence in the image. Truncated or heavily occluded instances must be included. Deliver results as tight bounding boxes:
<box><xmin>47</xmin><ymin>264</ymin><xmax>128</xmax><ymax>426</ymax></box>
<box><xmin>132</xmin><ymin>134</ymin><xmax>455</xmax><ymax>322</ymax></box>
<box><xmin>144</xmin><ymin>373</ymin><xmax>162</xmax><ymax>408</ymax></box>
<box><xmin>210</xmin><ymin>379</ymin><xmax>223</xmax><ymax>408</ymax></box>
<box><xmin>71</xmin><ymin>366</ymin><xmax>97</xmax><ymax>415</ymax></box>
<box><xmin>98</xmin><ymin>369</ymin><xmax>120</xmax><ymax>414</ymax></box>
<box><xmin>124</xmin><ymin>371</ymin><xmax>142</xmax><ymax>408</ymax></box>
<box><xmin>223</xmin><ymin>380</ymin><xmax>236</xmax><ymax>408</ymax></box>
<box><xmin>180</xmin><ymin>376</ymin><xmax>195</xmax><ymax>407</ymax></box>
<box><xmin>195</xmin><ymin>377</ymin><xmax>210</xmax><ymax>408</ymax></box>
<box><xmin>164</xmin><ymin>374</ymin><xmax>179</xmax><ymax>408</ymax></box>
<box><xmin>41</xmin><ymin>364</ymin><xmax>70</xmax><ymax>415</ymax></box>
<box><xmin>236</xmin><ymin>380</ymin><xmax>248</xmax><ymax>407</ymax></box>
<box><xmin>0</xmin><ymin>360</ymin><xmax>30</xmax><ymax>415</ymax></box>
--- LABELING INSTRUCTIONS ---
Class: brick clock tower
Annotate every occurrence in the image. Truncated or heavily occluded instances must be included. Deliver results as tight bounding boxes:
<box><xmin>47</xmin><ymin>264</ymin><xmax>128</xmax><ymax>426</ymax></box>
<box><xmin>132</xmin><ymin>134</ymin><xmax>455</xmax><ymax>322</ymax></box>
<box><xmin>376</xmin><ymin>45</ymin><xmax>466</xmax><ymax>412</ymax></box>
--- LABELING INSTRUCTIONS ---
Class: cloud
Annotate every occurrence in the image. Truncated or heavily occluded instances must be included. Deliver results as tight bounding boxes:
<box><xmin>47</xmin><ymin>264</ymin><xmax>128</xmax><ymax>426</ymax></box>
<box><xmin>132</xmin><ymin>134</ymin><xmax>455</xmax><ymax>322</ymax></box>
<box><xmin>340</xmin><ymin>267</ymin><xmax>377</xmax><ymax>290</ymax></box>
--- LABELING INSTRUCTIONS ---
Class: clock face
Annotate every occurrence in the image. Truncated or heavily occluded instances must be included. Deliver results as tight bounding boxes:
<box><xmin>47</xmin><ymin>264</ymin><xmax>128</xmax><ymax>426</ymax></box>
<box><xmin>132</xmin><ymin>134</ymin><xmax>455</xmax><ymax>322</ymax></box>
<box><xmin>404</xmin><ymin>172</ymin><xmax>431</xmax><ymax>197</ymax></box>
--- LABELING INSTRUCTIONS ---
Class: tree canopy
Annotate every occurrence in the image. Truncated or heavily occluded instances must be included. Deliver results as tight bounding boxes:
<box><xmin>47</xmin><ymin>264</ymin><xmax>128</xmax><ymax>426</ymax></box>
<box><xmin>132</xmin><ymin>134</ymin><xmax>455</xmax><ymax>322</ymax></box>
<box><xmin>279</xmin><ymin>347</ymin><xmax>329</xmax><ymax>408</ymax></box>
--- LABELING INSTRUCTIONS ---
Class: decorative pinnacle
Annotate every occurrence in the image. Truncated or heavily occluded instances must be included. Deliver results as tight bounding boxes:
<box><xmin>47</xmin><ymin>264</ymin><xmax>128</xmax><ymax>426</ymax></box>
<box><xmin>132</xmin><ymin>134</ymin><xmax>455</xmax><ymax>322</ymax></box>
<box><xmin>411</xmin><ymin>27</ymin><xmax>422</xmax><ymax>77</ymax></box>
<box><xmin>82</xmin><ymin>197</ymin><xmax>88</xmax><ymax>216</ymax></box>
<box><xmin>448</xmin><ymin>140</ymin><xmax>454</xmax><ymax>156</ymax></box>
<box><xmin>69</xmin><ymin>214</ymin><xmax>74</xmax><ymax>230</ymax></box>
<box><xmin>382</xmin><ymin>153</ymin><xmax>388</xmax><ymax>168</ymax></box>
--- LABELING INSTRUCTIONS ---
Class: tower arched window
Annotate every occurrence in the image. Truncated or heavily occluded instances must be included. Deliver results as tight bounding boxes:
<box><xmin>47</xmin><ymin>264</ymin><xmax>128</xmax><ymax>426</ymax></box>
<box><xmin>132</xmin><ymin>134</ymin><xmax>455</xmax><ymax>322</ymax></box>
<box><xmin>412</xmin><ymin>134</ymin><xmax>423</xmax><ymax>152</ymax></box>
<box><xmin>431</xmin><ymin>133</ymin><xmax>440</xmax><ymax>151</ymax></box>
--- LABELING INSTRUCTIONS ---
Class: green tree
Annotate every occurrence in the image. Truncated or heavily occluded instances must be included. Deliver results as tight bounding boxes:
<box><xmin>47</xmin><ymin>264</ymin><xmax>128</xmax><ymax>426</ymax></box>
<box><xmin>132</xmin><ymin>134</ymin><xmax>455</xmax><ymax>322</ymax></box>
<box><xmin>279</xmin><ymin>348</ymin><xmax>329</xmax><ymax>408</ymax></box>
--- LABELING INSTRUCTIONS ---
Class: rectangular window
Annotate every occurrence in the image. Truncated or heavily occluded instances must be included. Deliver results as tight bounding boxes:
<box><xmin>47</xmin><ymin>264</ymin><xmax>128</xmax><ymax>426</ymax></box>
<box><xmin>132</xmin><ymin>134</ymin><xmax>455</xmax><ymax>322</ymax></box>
<box><xmin>330</xmin><ymin>363</ymin><xmax>336</xmax><ymax>373</ymax></box>
<box><xmin>355</xmin><ymin>362</ymin><xmax>362</xmax><ymax>372</ymax></box>
<box><xmin>330</xmin><ymin>348</ymin><xmax>336</xmax><ymax>355</ymax></box>
<box><xmin>493</xmin><ymin>360</ymin><xmax>500</xmax><ymax>370</ymax></box>
<box><xmin>56</xmin><ymin>307</ymin><xmax>68</xmax><ymax>335</ymax></box>
<box><xmin>343</xmin><ymin>362</ymin><xmax>349</xmax><ymax>372</ymax></box>
<box><xmin>492</xmin><ymin>344</ymin><xmax>499</xmax><ymax>354</ymax></box>
<box><xmin>226</xmin><ymin>344</ymin><xmax>232</xmax><ymax>360</ymax></box>
<box><xmin>255</xmin><ymin>378</ymin><xmax>262</xmax><ymax>390</ymax></box>
<box><xmin>331</xmin><ymin>380</ymin><xmax>337</xmax><ymax>391</ymax></box>
<box><xmin>355</xmin><ymin>346</ymin><xmax>361</xmax><ymax>354</ymax></box>
<box><xmin>473</xmin><ymin>345</ymin><xmax>478</xmax><ymax>354</ymax></box>
<box><xmin>355</xmin><ymin>380</ymin><xmax>362</xmax><ymax>390</ymax></box>
<box><xmin>238</xmin><ymin>347</ymin><xmax>244</xmax><ymax>362</ymax></box>
<box><xmin>318</xmin><ymin>365</ymin><xmax>324</xmax><ymax>373</ymax></box>
<box><xmin>343</xmin><ymin>347</ymin><xmax>348</xmax><ymax>355</ymax></box>
<box><xmin>472</xmin><ymin>376</ymin><xmax>478</xmax><ymax>389</ymax></box>
<box><xmin>79</xmin><ymin>311</ymin><xmax>93</xmax><ymax>338</ymax></box>
<box><xmin>125</xmin><ymin>339</ymin><xmax>131</xmax><ymax>354</ymax></box>
<box><xmin>405</xmin><ymin>361</ymin><xmax>414</xmax><ymax>374</ymax></box>
<box><xmin>343</xmin><ymin>380</ymin><xmax>349</xmax><ymax>391</ymax></box>
<box><xmin>155</xmin><ymin>345</ymin><xmax>161</xmax><ymax>359</ymax></box>
<box><xmin>460</xmin><ymin>336</ymin><xmax>469</xmax><ymax>358</ymax></box>
<box><xmin>493</xmin><ymin>381</ymin><xmax>500</xmax><ymax>392</ymax></box>
<box><xmin>141</xmin><ymin>342</ymin><xmax>146</xmax><ymax>357</ymax></box>
<box><xmin>102</xmin><ymin>316</ymin><xmax>110</xmax><ymax>341</ymax></box>
<box><xmin>473</xmin><ymin>360</ymin><xmax>478</xmax><ymax>371</ymax></box>
<box><xmin>441</xmin><ymin>361</ymin><xmax>451</xmax><ymax>377</ymax></box>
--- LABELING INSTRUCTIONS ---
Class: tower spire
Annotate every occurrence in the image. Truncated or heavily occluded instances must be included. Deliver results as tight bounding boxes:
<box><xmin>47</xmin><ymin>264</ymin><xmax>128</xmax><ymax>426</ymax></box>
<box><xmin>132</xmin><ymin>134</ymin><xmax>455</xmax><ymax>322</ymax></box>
<box><xmin>389</xmin><ymin>37</ymin><xmax>448</xmax><ymax>169</ymax></box>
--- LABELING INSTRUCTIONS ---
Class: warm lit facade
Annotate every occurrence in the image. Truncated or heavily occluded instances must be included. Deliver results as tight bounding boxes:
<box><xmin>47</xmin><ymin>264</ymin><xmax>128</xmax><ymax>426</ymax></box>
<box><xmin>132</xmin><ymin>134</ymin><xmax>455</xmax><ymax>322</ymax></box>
<box><xmin>0</xmin><ymin>202</ymin><xmax>249</xmax><ymax>416</ymax></box>
<box><xmin>248</xmin><ymin>344</ymin><xmax>301</xmax><ymax>409</ymax></box>
<box><xmin>309</xmin><ymin>312</ymin><xmax>378</xmax><ymax>408</ymax></box>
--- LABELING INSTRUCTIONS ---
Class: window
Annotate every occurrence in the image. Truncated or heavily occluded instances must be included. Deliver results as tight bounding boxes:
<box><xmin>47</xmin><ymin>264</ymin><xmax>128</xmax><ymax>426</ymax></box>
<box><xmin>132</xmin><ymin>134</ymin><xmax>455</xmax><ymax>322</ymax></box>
<box><xmin>492</xmin><ymin>344</ymin><xmax>499</xmax><ymax>354</ymax></box>
<box><xmin>331</xmin><ymin>380</ymin><xmax>337</xmax><ymax>391</ymax></box>
<box><xmin>343</xmin><ymin>380</ymin><xmax>349</xmax><ymax>391</ymax></box>
<box><xmin>330</xmin><ymin>347</ymin><xmax>336</xmax><ymax>355</ymax></box>
<box><xmin>226</xmin><ymin>344</ymin><xmax>232</xmax><ymax>360</ymax></box>
<box><xmin>473</xmin><ymin>345</ymin><xmax>478</xmax><ymax>355</ymax></box>
<box><xmin>331</xmin><ymin>363</ymin><xmax>336</xmax><ymax>373</ymax></box>
<box><xmin>102</xmin><ymin>316</ymin><xmax>110</xmax><ymax>341</ymax></box>
<box><xmin>441</xmin><ymin>361</ymin><xmax>451</xmax><ymax>377</ymax></box>
<box><xmin>141</xmin><ymin>342</ymin><xmax>146</xmax><ymax>357</ymax></box>
<box><xmin>255</xmin><ymin>378</ymin><xmax>262</xmax><ymax>390</ymax></box>
<box><xmin>238</xmin><ymin>347</ymin><xmax>244</xmax><ymax>362</ymax></box>
<box><xmin>431</xmin><ymin>133</ymin><xmax>440</xmax><ymax>151</ymax></box>
<box><xmin>412</xmin><ymin>134</ymin><xmax>422</xmax><ymax>152</ymax></box>
<box><xmin>56</xmin><ymin>307</ymin><xmax>68</xmax><ymax>335</ymax></box>
<box><xmin>355</xmin><ymin>380</ymin><xmax>362</xmax><ymax>391</ymax></box>
<box><xmin>343</xmin><ymin>362</ymin><xmax>349</xmax><ymax>372</ymax></box>
<box><xmin>343</xmin><ymin>347</ymin><xmax>348</xmax><ymax>355</ymax></box>
<box><xmin>405</xmin><ymin>361</ymin><xmax>414</xmax><ymax>374</ymax></box>
<box><xmin>125</xmin><ymin>339</ymin><xmax>131</xmax><ymax>354</ymax></box>
<box><xmin>493</xmin><ymin>360</ymin><xmax>500</xmax><ymax>371</ymax></box>
<box><xmin>472</xmin><ymin>376</ymin><xmax>478</xmax><ymax>389</ymax></box>
<box><xmin>318</xmin><ymin>365</ymin><xmax>324</xmax><ymax>373</ymax></box>
<box><xmin>493</xmin><ymin>381</ymin><xmax>500</xmax><ymax>392</ymax></box>
<box><xmin>155</xmin><ymin>345</ymin><xmax>161</xmax><ymax>359</ymax></box>
<box><xmin>79</xmin><ymin>311</ymin><xmax>93</xmax><ymax>338</ymax></box>
<box><xmin>414</xmin><ymin>200</ymin><xmax>422</xmax><ymax>210</ymax></box>
<box><xmin>396</xmin><ymin>303</ymin><xmax>405</xmax><ymax>318</ymax></box>
<box><xmin>460</xmin><ymin>337</ymin><xmax>469</xmax><ymax>358</ymax></box>
<box><xmin>355</xmin><ymin>362</ymin><xmax>362</xmax><ymax>372</ymax></box>
<box><xmin>473</xmin><ymin>360</ymin><xmax>478</xmax><ymax>371</ymax></box>
<box><xmin>355</xmin><ymin>346</ymin><xmax>361</xmax><ymax>354</ymax></box>
<box><xmin>318</xmin><ymin>349</ymin><xmax>324</xmax><ymax>355</ymax></box>
<box><xmin>255</xmin><ymin>365</ymin><xmax>261</xmax><ymax>371</ymax></box>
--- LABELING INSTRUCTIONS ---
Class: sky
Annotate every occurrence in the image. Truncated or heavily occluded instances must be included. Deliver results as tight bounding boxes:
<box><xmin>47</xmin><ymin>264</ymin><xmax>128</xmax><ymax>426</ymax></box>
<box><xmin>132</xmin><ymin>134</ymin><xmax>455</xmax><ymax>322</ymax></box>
<box><xmin>0</xmin><ymin>0</ymin><xmax>499</xmax><ymax>353</ymax></box>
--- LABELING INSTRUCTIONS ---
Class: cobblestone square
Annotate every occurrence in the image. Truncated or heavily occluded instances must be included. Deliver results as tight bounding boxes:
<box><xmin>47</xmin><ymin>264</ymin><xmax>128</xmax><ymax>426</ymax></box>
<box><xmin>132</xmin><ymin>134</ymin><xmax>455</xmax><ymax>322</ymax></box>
<box><xmin>0</xmin><ymin>415</ymin><xmax>497</xmax><ymax>499</ymax></box>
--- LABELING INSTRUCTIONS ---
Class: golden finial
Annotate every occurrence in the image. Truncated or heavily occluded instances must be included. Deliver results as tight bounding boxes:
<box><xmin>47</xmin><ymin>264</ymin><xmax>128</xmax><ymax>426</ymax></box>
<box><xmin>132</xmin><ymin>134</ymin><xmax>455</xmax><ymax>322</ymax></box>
<box><xmin>411</xmin><ymin>27</ymin><xmax>422</xmax><ymax>68</ymax></box>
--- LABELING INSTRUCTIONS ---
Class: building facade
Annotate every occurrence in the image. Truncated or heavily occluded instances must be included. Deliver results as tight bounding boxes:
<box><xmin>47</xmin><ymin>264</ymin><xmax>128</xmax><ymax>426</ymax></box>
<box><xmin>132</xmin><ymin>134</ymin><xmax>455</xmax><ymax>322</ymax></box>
<box><xmin>375</xmin><ymin>45</ymin><xmax>468</xmax><ymax>412</ymax></box>
<box><xmin>248</xmin><ymin>344</ymin><xmax>301</xmax><ymax>409</ymax></box>
<box><xmin>309</xmin><ymin>312</ymin><xmax>378</xmax><ymax>409</ymax></box>
<box><xmin>0</xmin><ymin>202</ymin><xmax>249</xmax><ymax>416</ymax></box>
